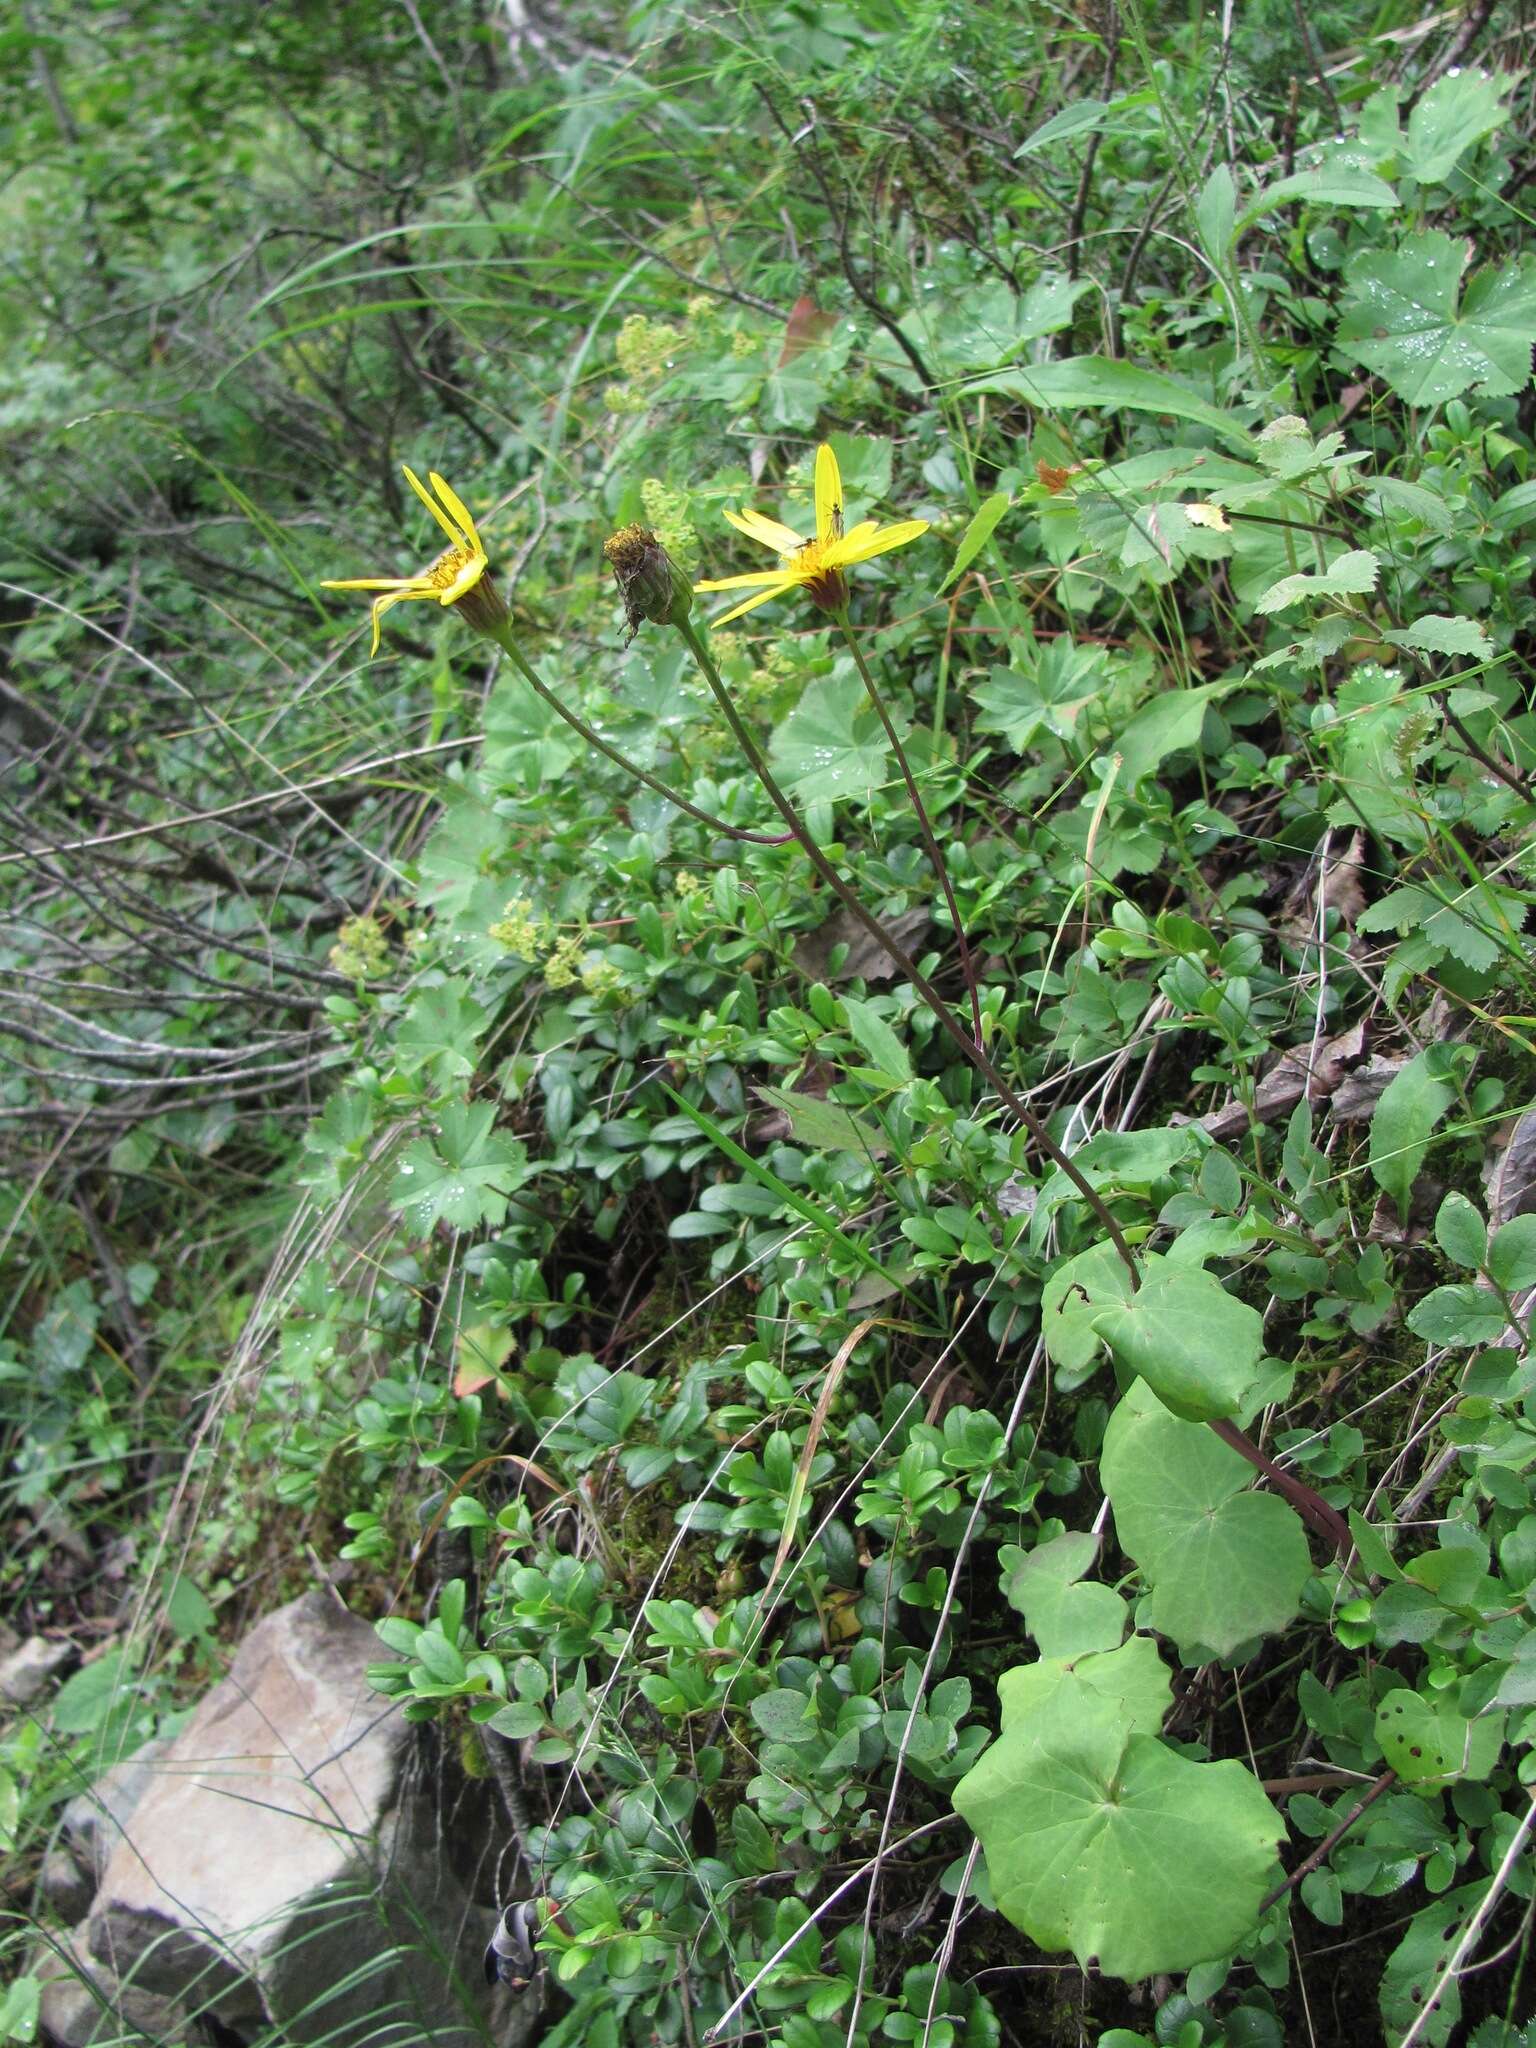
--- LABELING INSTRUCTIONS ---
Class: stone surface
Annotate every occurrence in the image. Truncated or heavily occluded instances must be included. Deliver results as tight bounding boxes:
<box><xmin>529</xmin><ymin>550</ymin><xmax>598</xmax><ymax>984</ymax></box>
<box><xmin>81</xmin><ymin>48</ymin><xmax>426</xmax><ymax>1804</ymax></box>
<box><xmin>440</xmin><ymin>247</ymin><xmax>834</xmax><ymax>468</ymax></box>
<box><xmin>85</xmin><ymin>1592</ymin><xmax>497</xmax><ymax>2045</ymax></box>
<box><xmin>58</xmin><ymin>1736</ymin><xmax>170</xmax><ymax>1887</ymax></box>
<box><xmin>36</xmin><ymin>1844</ymin><xmax>95</xmax><ymax>1926</ymax></box>
<box><xmin>35</xmin><ymin>1923</ymin><xmax>193</xmax><ymax>2048</ymax></box>
<box><xmin>0</xmin><ymin>1634</ymin><xmax>72</xmax><ymax>1708</ymax></box>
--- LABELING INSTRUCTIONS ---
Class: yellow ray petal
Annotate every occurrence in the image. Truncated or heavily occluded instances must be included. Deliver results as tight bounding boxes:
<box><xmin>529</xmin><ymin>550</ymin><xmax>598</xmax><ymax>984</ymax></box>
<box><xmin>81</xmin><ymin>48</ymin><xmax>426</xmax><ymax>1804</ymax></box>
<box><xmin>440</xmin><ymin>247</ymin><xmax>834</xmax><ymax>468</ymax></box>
<box><xmin>367</xmin><ymin>586</ymin><xmax>432</xmax><ymax>652</ymax></box>
<box><xmin>429</xmin><ymin>472</ymin><xmax>483</xmax><ymax>554</ymax></box>
<box><xmin>832</xmin><ymin>520</ymin><xmax>880</xmax><ymax>556</ymax></box>
<box><xmin>711</xmin><ymin>582</ymin><xmax>794</xmax><ymax>625</ymax></box>
<box><xmin>321</xmin><ymin>575</ymin><xmax>420</xmax><ymax>592</ymax></box>
<box><xmin>836</xmin><ymin>518</ymin><xmax>930</xmax><ymax>566</ymax></box>
<box><xmin>724</xmin><ymin>506</ymin><xmax>806</xmax><ymax>554</ymax></box>
<box><xmin>403</xmin><ymin>464</ymin><xmax>465</xmax><ymax>547</ymax></box>
<box><xmin>814</xmin><ymin>442</ymin><xmax>843</xmax><ymax>546</ymax></box>
<box><xmin>694</xmin><ymin>569</ymin><xmax>798</xmax><ymax>594</ymax></box>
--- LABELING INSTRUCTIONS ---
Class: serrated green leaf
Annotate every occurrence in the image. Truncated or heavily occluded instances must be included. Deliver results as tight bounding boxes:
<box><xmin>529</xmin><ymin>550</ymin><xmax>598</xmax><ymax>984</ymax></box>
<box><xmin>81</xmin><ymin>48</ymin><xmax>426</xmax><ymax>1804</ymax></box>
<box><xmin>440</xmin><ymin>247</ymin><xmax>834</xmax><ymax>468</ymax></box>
<box><xmin>1253</xmin><ymin>549</ymin><xmax>1379</xmax><ymax>615</ymax></box>
<box><xmin>1338</xmin><ymin>231</ymin><xmax>1536</xmax><ymax>406</ymax></box>
<box><xmin>389</xmin><ymin>1102</ymin><xmax>529</xmax><ymax>1233</ymax></box>
<box><xmin>768</xmin><ymin>672</ymin><xmax>893</xmax><ymax>804</ymax></box>
<box><xmin>1383</xmin><ymin>613</ymin><xmax>1493</xmax><ymax>660</ymax></box>
<box><xmin>1400</xmin><ymin>68</ymin><xmax>1513</xmax><ymax>184</ymax></box>
<box><xmin>396</xmin><ymin>980</ymin><xmax>489</xmax><ymax>1088</ymax></box>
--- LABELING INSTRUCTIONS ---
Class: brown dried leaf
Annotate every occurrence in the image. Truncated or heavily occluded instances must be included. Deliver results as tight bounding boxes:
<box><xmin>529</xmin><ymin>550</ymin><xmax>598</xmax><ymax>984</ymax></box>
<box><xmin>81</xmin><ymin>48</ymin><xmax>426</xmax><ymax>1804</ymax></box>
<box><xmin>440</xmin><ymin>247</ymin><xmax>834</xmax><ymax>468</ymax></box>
<box><xmin>792</xmin><ymin>903</ymin><xmax>931</xmax><ymax>984</ymax></box>
<box><xmin>1330</xmin><ymin>1052</ymin><xmax>1405</xmax><ymax>1125</ymax></box>
<box><xmin>1484</xmin><ymin>1109</ymin><xmax>1536</xmax><ymax>1230</ymax></box>
<box><xmin>1281</xmin><ymin>829</ymin><xmax>1367</xmax><ymax>939</ymax></box>
<box><xmin>1200</xmin><ymin>1018</ymin><xmax>1369</xmax><ymax>1142</ymax></box>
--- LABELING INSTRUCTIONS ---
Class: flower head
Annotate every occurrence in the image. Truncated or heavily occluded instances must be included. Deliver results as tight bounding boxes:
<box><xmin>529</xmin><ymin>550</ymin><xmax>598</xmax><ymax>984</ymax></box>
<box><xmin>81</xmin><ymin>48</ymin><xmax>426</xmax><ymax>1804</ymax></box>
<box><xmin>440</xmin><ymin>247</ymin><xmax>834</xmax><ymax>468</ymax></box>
<box><xmin>323</xmin><ymin>467</ymin><xmax>507</xmax><ymax>656</ymax></box>
<box><xmin>694</xmin><ymin>442</ymin><xmax>928</xmax><ymax>625</ymax></box>
<box><xmin>603</xmin><ymin>523</ymin><xmax>693</xmax><ymax>642</ymax></box>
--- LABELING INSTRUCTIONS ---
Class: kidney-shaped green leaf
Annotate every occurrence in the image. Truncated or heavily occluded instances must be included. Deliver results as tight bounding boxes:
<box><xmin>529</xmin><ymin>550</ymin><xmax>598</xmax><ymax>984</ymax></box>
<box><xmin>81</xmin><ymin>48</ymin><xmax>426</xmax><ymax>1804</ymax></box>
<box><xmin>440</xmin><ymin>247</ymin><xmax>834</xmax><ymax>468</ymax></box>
<box><xmin>1101</xmin><ymin>1384</ymin><xmax>1312</xmax><ymax>1661</ymax></box>
<box><xmin>1089</xmin><ymin>1256</ymin><xmax>1263</xmax><ymax>1421</ymax></box>
<box><xmin>955</xmin><ymin>1638</ymin><xmax>1283</xmax><ymax>1979</ymax></box>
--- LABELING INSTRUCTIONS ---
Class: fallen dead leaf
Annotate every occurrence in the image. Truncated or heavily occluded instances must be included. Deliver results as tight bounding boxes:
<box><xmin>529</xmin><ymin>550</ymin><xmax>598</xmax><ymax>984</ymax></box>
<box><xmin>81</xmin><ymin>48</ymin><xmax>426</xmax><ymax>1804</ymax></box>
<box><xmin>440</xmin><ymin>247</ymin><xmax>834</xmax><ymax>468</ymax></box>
<box><xmin>792</xmin><ymin>902</ymin><xmax>931</xmax><ymax>984</ymax></box>
<box><xmin>1485</xmin><ymin>1109</ymin><xmax>1536</xmax><ymax>1230</ymax></box>
<box><xmin>1200</xmin><ymin>1018</ymin><xmax>1369</xmax><ymax>1141</ymax></box>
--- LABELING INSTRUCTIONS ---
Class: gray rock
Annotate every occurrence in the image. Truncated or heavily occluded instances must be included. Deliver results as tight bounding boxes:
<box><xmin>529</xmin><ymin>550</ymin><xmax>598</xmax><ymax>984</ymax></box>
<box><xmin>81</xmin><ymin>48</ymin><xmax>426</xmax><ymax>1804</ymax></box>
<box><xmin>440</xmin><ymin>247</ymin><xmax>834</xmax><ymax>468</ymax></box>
<box><xmin>36</xmin><ymin>1845</ymin><xmax>95</xmax><ymax>1925</ymax></box>
<box><xmin>35</xmin><ymin>1922</ymin><xmax>193</xmax><ymax>2048</ymax></box>
<box><xmin>59</xmin><ymin>1738</ymin><xmax>170</xmax><ymax>1886</ymax></box>
<box><xmin>0</xmin><ymin>1635</ymin><xmax>72</xmax><ymax>1708</ymax></box>
<box><xmin>86</xmin><ymin>1592</ymin><xmax>497</xmax><ymax>2045</ymax></box>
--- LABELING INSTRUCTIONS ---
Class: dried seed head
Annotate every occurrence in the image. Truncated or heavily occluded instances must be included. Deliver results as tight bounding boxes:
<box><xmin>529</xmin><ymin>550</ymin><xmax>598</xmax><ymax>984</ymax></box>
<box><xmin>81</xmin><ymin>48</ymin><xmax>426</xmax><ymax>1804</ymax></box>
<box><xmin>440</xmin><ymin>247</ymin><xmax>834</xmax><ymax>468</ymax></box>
<box><xmin>604</xmin><ymin>524</ymin><xmax>694</xmax><ymax>642</ymax></box>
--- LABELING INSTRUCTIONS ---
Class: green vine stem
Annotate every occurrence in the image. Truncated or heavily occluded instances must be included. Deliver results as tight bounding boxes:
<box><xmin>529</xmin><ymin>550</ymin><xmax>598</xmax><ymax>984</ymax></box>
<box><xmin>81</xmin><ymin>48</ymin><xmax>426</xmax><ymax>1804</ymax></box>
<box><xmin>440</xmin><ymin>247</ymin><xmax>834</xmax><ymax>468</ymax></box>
<box><xmin>833</xmin><ymin>606</ymin><xmax>985</xmax><ymax>1050</ymax></box>
<box><xmin>488</xmin><ymin>624</ymin><xmax>792</xmax><ymax>848</ymax></box>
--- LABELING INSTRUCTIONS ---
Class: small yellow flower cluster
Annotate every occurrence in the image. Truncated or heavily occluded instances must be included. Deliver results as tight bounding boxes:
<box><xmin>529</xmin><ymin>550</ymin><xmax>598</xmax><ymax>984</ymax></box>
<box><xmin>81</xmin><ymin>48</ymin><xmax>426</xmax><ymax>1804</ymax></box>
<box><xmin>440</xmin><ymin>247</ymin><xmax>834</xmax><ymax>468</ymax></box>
<box><xmin>543</xmin><ymin>933</ymin><xmax>583</xmax><ymax>988</ymax></box>
<box><xmin>329</xmin><ymin>914</ymin><xmax>389</xmax><ymax>982</ymax></box>
<box><xmin>730</xmin><ymin>330</ymin><xmax>761</xmax><ymax>360</ymax></box>
<box><xmin>615</xmin><ymin>313</ymin><xmax>680</xmax><ymax>381</ymax></box>
<box><xmin>488</xmin><ymin>896</ymin><xmax>549</xmax><ymax>962</ymax></box>
<box><xmin>579</xmin><ymin>957</ymin><xmax>623</xmax><ymax>999</ymax></box>
<box><xmin>605</xmin><ymin>314</ymin><xmax>683</xmax><ymax>412</ymax></box>
<box><xmin>673</xmin><ymin>871</ymin><xmax>701</xmax><ymax>898</ymax></box>
<box><xmin>640</xmin><ymin>478</ymin><xmax>698</xmax><ymax>570</ymax></box>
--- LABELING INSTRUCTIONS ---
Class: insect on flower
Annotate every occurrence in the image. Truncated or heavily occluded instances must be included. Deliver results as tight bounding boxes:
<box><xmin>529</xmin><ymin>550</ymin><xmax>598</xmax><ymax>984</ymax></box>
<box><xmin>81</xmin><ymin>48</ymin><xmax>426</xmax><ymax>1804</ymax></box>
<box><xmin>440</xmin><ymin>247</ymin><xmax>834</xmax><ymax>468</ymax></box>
<box><xmin>694</xmin><ymin>442</ymin><xmax>928</xmax><ymax>624</ymax></box>
<box><xmin>323</xmin><ymin>467</ymin><xmax>508</xmax><ymax>656</ymax></box>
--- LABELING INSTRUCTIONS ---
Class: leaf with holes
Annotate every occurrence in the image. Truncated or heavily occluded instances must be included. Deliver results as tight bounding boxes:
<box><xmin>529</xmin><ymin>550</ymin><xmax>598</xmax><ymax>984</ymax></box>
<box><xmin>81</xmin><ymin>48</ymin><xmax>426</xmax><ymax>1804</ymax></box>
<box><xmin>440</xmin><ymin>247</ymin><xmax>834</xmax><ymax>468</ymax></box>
<box><xmin>1374</xmin><ymin>1689</ymin><xmax>1504</xmax><ymax>1786</ymax></box>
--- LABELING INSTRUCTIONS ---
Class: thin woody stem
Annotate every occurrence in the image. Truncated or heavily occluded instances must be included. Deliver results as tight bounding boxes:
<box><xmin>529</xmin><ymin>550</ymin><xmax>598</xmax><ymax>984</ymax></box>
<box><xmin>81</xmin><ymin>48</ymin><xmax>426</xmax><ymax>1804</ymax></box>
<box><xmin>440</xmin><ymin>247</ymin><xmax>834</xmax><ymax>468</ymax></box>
<box><xmin>676</xmin><ymin>616</ymin><xmax>1139</xmax><ymax>1280</ymax></box>
<box><xmin>489</xmin><ymin>626</ymin><xmax>792</xmax><ymax>848</ymax></box>
<box><xmin>834</xmin><ymin>607</ymin><xmax>984</xmax><ymax>1051</ymax></box>
<box><xmin>679</xmin><ymin>615</ymin><xmax>1348</xmax><ymax>1557</ymax></box>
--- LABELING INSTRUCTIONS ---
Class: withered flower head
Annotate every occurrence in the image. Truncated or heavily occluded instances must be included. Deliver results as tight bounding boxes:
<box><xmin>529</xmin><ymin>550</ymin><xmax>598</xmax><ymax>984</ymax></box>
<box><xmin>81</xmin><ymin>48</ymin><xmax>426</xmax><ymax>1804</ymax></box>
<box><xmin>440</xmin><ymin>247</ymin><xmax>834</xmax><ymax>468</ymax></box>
<box><xmin>603</xmin><ymin>523</ymin><xmax>694</xmax><ymax>643</ymax></box>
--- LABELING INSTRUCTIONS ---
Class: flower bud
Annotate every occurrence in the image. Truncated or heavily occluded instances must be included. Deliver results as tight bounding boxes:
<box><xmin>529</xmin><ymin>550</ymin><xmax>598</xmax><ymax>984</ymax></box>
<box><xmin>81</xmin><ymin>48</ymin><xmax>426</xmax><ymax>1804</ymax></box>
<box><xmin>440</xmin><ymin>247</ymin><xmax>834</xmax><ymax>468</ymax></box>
<box><xmin>603</xmin><ymin>524</ymin><xmax>694</xmax><ymax>643</ymax></box>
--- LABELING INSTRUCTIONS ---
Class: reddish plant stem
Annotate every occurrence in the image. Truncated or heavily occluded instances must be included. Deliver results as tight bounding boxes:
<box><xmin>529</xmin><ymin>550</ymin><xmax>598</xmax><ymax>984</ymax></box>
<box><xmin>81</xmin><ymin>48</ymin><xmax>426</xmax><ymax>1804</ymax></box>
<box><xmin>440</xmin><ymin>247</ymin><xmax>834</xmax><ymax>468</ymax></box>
<box><xmin>1209</xmin><ymin>1415</ymin><xmax>1351</xmax><ymax>1557</ymax></box>
<box><xmin>1258</xmin><ymin>1771</ymin><xmax>1396</xmax><ymax>1916</ymax></box>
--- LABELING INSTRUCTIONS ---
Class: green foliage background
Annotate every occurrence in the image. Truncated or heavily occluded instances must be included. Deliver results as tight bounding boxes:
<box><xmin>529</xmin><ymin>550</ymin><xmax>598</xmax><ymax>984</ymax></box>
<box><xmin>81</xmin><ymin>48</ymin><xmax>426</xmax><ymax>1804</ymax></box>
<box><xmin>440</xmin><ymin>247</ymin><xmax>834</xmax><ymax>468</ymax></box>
<box><xmin>5</xmin><ymin>3</ymin><xmax>1536</xmax><ymax>2044</ymax></box>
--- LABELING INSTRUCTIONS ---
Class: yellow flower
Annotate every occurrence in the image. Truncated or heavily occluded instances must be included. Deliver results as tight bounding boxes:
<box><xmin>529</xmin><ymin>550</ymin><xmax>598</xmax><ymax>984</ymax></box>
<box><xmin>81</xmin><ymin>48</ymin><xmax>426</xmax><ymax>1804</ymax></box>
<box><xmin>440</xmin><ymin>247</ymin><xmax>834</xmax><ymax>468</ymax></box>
<box><xmin>322</xmin><ymin>466</ymin><xmax>507</xmax><ymax>656</ymax></box>
<box><xmin>694</xmin><ymin>443</ymin><xmax>929</xmax><ymax>624</ymax></box>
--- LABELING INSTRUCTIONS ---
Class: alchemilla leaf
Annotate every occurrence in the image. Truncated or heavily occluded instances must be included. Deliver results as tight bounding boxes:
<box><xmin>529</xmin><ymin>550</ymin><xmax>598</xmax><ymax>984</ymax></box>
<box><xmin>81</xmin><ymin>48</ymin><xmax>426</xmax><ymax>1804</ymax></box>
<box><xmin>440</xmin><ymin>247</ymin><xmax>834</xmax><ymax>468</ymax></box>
<box><xmin>1337</xmin><ymin>230</ymin><xmax>1536</xmax><ymax>405</ymax></box>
